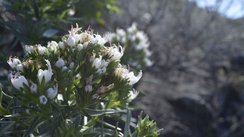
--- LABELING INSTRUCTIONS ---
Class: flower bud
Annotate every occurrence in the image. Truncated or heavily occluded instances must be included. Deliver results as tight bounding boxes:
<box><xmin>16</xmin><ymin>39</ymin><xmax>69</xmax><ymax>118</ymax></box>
<box><xmin>47</xmin><ymin>86</ymin><xmax>58</xmax><ymax>99</ymax></box>
<box><xmin>77</xmin><ymin>43</ymin><xmax>84</xmax><ymax>51</ymax></box>
<box><xmin>39</xmin><ymin>95</ymin><xmax>48</xmax><ymax>104</ymax></box>
<box><xmin>67</xmin><ymin>35</ymin><xmax>76</xmax><ymax>47</ymax></box>
<box><xmin>37</xmin><ymin>60</ymin><xmax>53</xmax><ymax>84</ymax></box>
<box><xmin>30</xmin><ymin>82</ymin><xmax>37</xmax><ymax>93</ymax></box>
<box><xmin>55</xmin><ymin>58</ymin><xmax>65</xmax><ymax>68</ymax></box>
<box><xmin>11</xmin><ymin>75</ymin><xmax>28</xmax><ymax>90</ymax></box>
<box><xmin>58</xmin><ymin>41</ymin><xmax>65</xmax><ymax>49</ymax></box>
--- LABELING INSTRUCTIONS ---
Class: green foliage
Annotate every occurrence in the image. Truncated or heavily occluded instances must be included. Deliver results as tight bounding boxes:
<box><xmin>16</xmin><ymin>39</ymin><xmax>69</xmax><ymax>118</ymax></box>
<box><xmin>135</xmin><ymin>114</ymin><xmax>160</xmax><ymax>137</ymax></box>
<box><xmin>0</xmin><ymin>0</ymin><xmax>119</xmax><ymax>51</ymax></box>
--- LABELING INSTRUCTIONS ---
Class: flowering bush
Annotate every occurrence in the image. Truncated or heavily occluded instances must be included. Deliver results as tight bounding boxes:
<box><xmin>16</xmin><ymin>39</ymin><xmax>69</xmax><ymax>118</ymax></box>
<box><xmin>0</xmin><ymin>25</ymin><xmax>159</xmax><ymax>136</ymax></box>
<box><xmin>105</xmin><ymin>23</ymin><xmax>153</xmax><ymax>71</ymax></box>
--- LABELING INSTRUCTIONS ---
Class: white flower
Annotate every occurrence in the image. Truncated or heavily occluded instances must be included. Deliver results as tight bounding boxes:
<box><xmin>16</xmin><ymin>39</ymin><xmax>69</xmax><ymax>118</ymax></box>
<box><xmin>37</xmin><ymin>60</ymin><xmax>53</xmax><ymax>84</ymax></box>
<box><xmin>92</xmin><ymin>56</ymin><xmax>108</xmax><ymax>74</ymax></box>
<box><xmin>58</xmin><ymin>41</ymin><xmax>65</xmax><ymax>49</ymax></box>
<box><xmin>116</xmin><ymin>29</ymin><xmax>126</xmax><ymax>42</ymax></box>
<box><xmin>68</xmin><ymin>9</ymin><xmax>75</xmax><ymax>16</ymax></box>
<box><xmin>66</xmin><ymin>25</ymin><xmax>82</xmax><ymax>46</ymax></box>
<box><xmin>77</xmin><ymin>43</ymin><xmax>84</xmax><ymax>51</ymax></box>
<box><xmin>16</xmin><ymin>64</ymin><xmax>23</xmax><ymax>72</ymax></box>
<box><xmin>37</xmin><ymin>45</ymin><xmax>47</xmax><ymax>55</ymax></box>
<box><xmin>81</xmin><ymin>32</ymin><xmax>93</xmax><ymax>43</ymax></box>
<box><xmin>144</xmin><ymin>49</ymin><xmax>152</xmax><ymax>57</ymax></box>
<box><xmin>57</xmin><ymin>94</ymin><xmax>64</xmax><ymax>101</ymax></box>
<box><xmin>47</xmin><ymin>85</ymin><xmax>58</xmax><ymax>99</ymax></box>
<box><xmin>126</xmin><ymin>70</ymin><xmax>142</xmax><ymax>85</ymax></box>
<box><xmin>47</xmin><ymin>41</ymin><xmax>59</xmax><ymax>52</ymax></box>
<box><xmin>11</xmin><ymin>75</ymin><xmax>28</xmax><ymax>90</ymax></box>
<box><xmin>55</xmin><ymin>58</ymin><xmax>65</xmax><ymax>68</ymax></box>
<box><xmin>30</xmin><ymin>82</ymin><xmax>37</xmax><ymax>93</ymax></box>
<box><xmin>90</xmin><ymin>35</ymin><xmax>98</xmax><ymax>44</ymax></box>
<box><xmin>85</xmin><ymin>85</ymin><xmax>93</xmax><ymax>92</ymax></box>
<box><xmin>67</xmin><ymin>35</ymin><xmax>76</xmax><ymax>47</ymax></box>
<box><xmin>107</xmin><ymin>46</ymin><xmax>124</xmax><ymax>60</ymax></box>
<box><xmin>128</xmin><ymin>89</ymin><xmax>139</xmax><ymax>101</ymax></box>
<box><xmin>8</xmin><ymin>57</ymin><xmax>24</xmax><ymax>72</ymax></box>
<box><xmin>7</xmin><ymin>57</ymin><xmax>21</xmax><ymax>69</ymax></box>
<box><xmin>144</xmin><ymin>58</ymin><xmax>153</xmax><ymax>67</ymax></box>
<box><xmin>92</xmin><ymin>56</ymin><xmax>102</xmax><ymax>69</ymax></box>
<box><xmin>115</xmin><ymin>66</ymin><xmax>142</xmax><ymax>85</ymax></box>
<box><xmin>127</xmin><ymin>23</ymin><xmax>137</xmax><ymax>34</ymax></box>
<box><xmin>24</xmin><ymin>45</ymin><xmax>34</xmax><ymax>54</ymax></box>
<box><xmin>135</xmin><ymin>31</ymin><xmax>146</xmax><ymax>41</ymax></box>
<box><xmin>74</xmin><ymin>34</ymin><xmax>81</xmax><ymax>43</ymax></box>
<box><xmin>95</xmin><ymin>35</ymin><xmax>107</xmax><ymax>45</ymax></box>
<box><xmin>39</xmin><ymin>95</ymin><xmax>48</xmax><ymax>104</ymax></box>
<box><xmin>103</xmin><ymin>33</ymin><xmax>114</xmax><ymax>42</ymax></box>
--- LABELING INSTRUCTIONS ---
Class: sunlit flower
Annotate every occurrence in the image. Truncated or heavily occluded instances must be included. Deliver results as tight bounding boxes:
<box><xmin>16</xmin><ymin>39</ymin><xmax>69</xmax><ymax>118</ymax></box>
<box><xmin>68</xmin><ymin>24</ymin><xmax>81</xmax><ymax>44</ymax></box>
<box><xmin>7</xmin><ymin>57</ymin><xmax>21</xmax><ymax>69</ymax></box>
<box><xmin>47</xmin><ymin>41</ymin><xmax>59</xmax><ymax>53</ymax></box>
<box><xmin>11</xmin><ymin>75</ymin><xmax>28</xmax><ymax>90</ymax></box>
<box><xmin>81</xmin><ymin>32</ymin><xmax>93</xmax><ymax>44</ymax></box>
<box><xmin>77</xmin><ymin>43</ymin><xmax>84</xmax><ymax>51</ymax></box>
<box><xmin>107</xmin><ymin>45</ymin><xmax>124</xmax><ymax>60</ymax></box>
<box><xmin>128</xmin><ymin>89</ymin><xmax>139</xmax><ymax>101</ymax></box>
<box><xmin>95</xmin><ymin>35</ymin><xmax>107</xmax><ymax>45</ymax></box>
<box><xmin>37</xmin><ymin>45</ymin><xmax>47</xmax><ymax>55</ymax></box>
<box><xmin>37</xmin><ymin>60</ymin><xmax>53</xmax><ymax>84</ymax></box>
<box><xmin>39</xmin><ymin>95</ymin><xmax>48</xmax><ymax>104</ymax></box>
<box><xmin>115</xmin><ymin>66</ymin><xmax>142</xmax><ymax>85</ymax></box>
<box><xmin>57</xmin><ymin>94</ymin><xmax>64</xmax><ymax>101</ymax></box>
<box><xmin>47</xmin><ymin>85</ymin><xmax>58</xmax><ymax>99</ymax></box>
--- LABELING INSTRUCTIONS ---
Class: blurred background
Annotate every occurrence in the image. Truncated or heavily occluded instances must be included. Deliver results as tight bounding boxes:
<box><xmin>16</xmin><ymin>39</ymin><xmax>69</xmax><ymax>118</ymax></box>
<box><xmin>1</xmin><ymin>0</ymin><xmax>244</xmax><ymax>137</ymax></box>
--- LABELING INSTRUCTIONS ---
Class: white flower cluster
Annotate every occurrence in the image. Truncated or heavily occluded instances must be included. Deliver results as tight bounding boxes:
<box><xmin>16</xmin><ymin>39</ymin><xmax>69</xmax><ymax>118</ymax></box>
<box><xmin>8</xmin><ymin>25</ymin><xmax>142</xmax><ymax>105</ymax></box>
<box><xmin>105</xmin><ymin>23</ymin><xmax>153</xmax><ymax>69</ymax></box>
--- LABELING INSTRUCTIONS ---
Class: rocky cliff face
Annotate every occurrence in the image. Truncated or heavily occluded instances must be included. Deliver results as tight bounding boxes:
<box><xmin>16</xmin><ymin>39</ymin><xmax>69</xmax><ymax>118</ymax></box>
<box><xmin>103</xmin><ymin>0</ymin><xmax>244</xmax><ymax>136</ymax></box>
